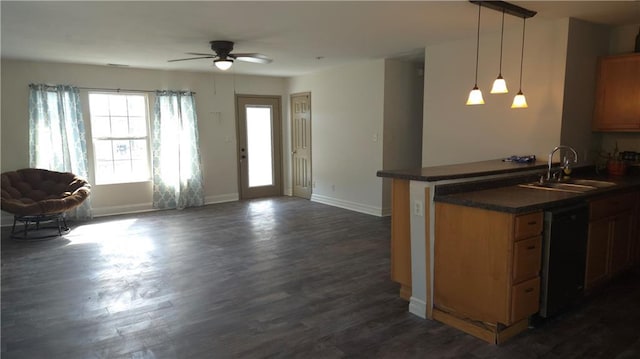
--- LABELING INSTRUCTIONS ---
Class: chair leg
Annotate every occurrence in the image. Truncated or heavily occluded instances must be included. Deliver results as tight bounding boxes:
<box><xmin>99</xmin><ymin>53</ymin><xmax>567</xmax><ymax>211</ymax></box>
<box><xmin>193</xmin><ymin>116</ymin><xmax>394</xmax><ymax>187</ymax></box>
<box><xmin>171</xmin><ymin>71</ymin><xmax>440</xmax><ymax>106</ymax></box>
<box><xmin>12</xmin><ymin>216</ymin><xmax>17</xmax><ymax>234</ymax></box>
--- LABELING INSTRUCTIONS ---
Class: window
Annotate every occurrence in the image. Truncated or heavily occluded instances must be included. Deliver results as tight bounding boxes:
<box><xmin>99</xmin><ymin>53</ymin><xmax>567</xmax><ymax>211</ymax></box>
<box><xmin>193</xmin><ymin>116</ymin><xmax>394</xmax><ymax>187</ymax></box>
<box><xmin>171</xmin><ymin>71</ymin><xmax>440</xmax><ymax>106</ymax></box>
<box><xmin>88</xmin><ymin>93</ymin><xmax>150</xmax><ymax>184</ymax></box>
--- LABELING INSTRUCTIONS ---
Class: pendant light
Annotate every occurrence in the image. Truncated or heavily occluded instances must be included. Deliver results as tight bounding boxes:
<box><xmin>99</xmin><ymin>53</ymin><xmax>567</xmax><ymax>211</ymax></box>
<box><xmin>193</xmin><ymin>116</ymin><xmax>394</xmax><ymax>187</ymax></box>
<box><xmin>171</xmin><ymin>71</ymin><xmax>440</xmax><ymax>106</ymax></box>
<box><xmin>511</xmin><ymin>17</ymin><xmax>528</xmax><ymax>108</ymax></box>
<box><xmin>466</xmin><ymin>3</ymin><xmax>485</xmax><ymax>105</ymax></box>
<box><xmin>490</xmin><ymin>9</ymin><xmax>508</xmax><ymax>94</ymax></box>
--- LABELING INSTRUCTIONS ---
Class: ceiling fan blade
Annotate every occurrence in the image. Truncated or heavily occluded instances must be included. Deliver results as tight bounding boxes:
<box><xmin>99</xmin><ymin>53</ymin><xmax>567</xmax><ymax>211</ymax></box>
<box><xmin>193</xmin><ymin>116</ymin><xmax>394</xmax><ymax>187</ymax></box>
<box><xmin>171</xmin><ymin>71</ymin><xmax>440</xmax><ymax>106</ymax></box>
<box><xmin>186</xmin><ymin>52</ymin><xmax>216</xmax><ymax>56</ymax></box>
<box><xmin>168</xmin><ymin>55</ymin><xmax>215</xmax><ymax>62</ymax></box>
<box><xmin>231</xmin><ymin>53</ymin><xmax>272</xmax><ymax>64</ymax></box>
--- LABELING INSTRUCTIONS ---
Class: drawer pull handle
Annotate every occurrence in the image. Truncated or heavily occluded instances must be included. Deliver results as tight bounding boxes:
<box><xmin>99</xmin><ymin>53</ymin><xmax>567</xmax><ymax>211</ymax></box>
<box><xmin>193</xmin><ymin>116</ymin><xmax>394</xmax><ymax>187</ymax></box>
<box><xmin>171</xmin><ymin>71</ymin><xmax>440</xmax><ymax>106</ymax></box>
<box><xmin>527</xmin><ymin>221</ymin><xmax>537</xmax><ymax>225</ymax></box>
<box><xmin>524</xmin><ymin>288</ymin><xmax>534</xmax><ymax>293</ymax></box>
<box><xmin>527</xmin><ymin>245</ymin><xmax>536</xmax><ymax>250</ymax></box>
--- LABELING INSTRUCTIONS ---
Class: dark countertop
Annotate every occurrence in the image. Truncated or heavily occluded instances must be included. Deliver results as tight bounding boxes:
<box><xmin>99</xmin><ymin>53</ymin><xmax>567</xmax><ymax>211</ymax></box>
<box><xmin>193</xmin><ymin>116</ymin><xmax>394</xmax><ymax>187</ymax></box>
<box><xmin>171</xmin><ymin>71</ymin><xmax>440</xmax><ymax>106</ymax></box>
<box><xmin>376</xmin><ymin>159</ymin><xmax>548</xmax><ymax>182</ymax></box>
<box><xmin>435</xmin><ymin>174</ymin><xmax>640</xmax><ymax>214</ymax></box>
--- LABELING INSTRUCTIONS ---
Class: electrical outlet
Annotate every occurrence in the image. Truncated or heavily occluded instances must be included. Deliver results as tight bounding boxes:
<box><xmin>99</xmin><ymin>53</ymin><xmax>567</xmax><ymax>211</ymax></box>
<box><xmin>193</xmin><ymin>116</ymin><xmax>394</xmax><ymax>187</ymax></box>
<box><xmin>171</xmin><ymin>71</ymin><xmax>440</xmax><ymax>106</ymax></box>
<box><xmin>414</xmin><ymin>200</ymin><xmax>423</xmax><ymax>216</ymax></box>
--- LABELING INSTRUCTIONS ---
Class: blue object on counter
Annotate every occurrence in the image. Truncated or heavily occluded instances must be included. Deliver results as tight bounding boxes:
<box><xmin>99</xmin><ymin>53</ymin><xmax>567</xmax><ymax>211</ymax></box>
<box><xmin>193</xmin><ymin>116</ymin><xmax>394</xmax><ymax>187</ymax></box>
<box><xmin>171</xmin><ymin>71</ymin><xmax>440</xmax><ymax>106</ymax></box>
<box><xmin>503</xmin><ymin>155</ymin><xmax>536</xmax><ymax>163</ymax></box>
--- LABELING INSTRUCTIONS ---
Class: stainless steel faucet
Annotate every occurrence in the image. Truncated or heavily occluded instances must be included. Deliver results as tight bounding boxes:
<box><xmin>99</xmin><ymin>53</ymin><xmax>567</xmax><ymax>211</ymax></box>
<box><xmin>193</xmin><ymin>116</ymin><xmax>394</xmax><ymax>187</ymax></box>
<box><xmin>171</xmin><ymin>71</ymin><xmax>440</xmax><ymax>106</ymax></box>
<box><xmin>547</xmin><ymin>145</ymin><xmax>578</xmax><ymax>181</ymax></box>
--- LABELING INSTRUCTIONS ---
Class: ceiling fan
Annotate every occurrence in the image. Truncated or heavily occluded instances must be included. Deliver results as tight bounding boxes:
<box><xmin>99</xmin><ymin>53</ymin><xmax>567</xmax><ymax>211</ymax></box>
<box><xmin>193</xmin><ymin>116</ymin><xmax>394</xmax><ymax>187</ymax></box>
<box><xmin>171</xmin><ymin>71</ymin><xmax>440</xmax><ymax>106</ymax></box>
<box><xmin>168</xmin><ymin>40</ymin><xmax>272</xmax><ymax>71</ymax></box>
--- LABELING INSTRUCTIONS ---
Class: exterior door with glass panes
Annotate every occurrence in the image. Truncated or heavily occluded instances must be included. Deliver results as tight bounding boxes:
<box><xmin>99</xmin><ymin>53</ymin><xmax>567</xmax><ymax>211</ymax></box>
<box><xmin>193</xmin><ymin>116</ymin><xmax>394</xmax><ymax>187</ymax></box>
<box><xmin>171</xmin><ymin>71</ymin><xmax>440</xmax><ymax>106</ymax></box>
<box><xmin>236</xmin><ymin>95</ymin><xmax>282</xmax><ymax>199</ymax></box>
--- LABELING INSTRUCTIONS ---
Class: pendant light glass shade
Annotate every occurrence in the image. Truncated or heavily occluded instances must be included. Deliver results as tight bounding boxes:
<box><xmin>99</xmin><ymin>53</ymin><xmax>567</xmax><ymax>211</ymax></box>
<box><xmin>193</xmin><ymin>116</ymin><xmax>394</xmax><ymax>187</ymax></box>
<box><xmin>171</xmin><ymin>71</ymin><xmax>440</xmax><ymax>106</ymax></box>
<box><xmin>467</xmin><ymin>86</ymin><xmax>485</xmax><ymax>105</ymax></box>
<box><xmin>511</xmin><ymin>90</ymin><xmax>528</xmax><ymax>108</ymax></box>
<box><xmin>512</xmin><ymin>17</ymin><xmax>528</xmax><ymax>109</ymax></box>
<box><xmin>491</xmin><ymin>76</ymin><xmax>508</xmax><ymax>94</ymax></box>
<box><xmin>214</xmin><ymin>59</ymin><xmax>233</xmax><ymax>70</ymax></box>
<box><xmin>490</xmin><ymin>9</ymin><xmax>508</xmax><ymax>94</ymax></box>
<box><xmin>466</xmin><ymin>4</ymin><xmax>484</xmax><ymax>105</ymax></box>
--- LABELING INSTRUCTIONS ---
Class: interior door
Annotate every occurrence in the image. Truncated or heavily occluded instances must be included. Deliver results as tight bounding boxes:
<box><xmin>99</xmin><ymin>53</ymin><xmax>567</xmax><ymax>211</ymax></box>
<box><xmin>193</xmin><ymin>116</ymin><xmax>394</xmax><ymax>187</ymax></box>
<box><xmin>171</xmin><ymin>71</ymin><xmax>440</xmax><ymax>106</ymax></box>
<box><xmin>291</xmin><ymin>92</ymin><xmax>312</xmax><ymax>199</ymax></box>
<box><xmin>236</xmin><ymin>95</ymin><xmax>282</xmax><ymax>199</ymax></box>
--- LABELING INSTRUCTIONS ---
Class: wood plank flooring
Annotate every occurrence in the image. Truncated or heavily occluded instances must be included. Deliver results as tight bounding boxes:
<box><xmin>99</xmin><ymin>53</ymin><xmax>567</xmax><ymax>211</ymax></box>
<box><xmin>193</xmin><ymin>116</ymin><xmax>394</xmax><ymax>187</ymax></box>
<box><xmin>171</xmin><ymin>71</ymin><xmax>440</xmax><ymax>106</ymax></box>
<box><xmin>2</xmin><ymin>197</ymin><xmax>639</xmax><ymax>358</ymax></box>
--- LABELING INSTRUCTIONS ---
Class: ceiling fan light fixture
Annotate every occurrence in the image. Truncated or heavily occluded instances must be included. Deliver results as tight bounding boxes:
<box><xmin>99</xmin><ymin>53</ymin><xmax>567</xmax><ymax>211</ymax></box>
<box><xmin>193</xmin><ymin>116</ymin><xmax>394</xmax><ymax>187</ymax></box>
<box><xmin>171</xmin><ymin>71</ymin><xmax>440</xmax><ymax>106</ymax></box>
<box><xmin>214</xmin><ymin>59</ymin><xmax>233</xmax><ymax>71</ymax></box>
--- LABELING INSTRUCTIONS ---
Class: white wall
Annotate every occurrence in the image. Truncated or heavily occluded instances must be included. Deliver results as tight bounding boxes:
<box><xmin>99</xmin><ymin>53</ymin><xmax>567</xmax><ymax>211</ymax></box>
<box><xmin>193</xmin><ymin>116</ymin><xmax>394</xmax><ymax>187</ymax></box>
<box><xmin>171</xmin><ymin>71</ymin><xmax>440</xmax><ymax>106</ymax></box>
<box><xmin>1</xmin><ymin>59</ymin><xmax>287</xmax><ymax>216</ymax></box>
<box><xmin>382</xmin><ymin>59</ymin><xmax>424</xmax><ymax>171</ymax></box>
<box><xmin>287</xmin><ymin>60</ymin><xmax>386</xmax><ymax>215</ymax></box>
<box><xmin>560</xmin><ymin>18</ymin><xmax>610</xmax><ymax>162</ymax></box>
<box><xmin>422</xmin><ymin>18</ymin><xmax>570</xmax><ymax>166</ymax></box>
<box><xmin>382</xmin><ymin>59</ymin><xmax>424</xmax><ymax>214</ymax></box>
<box><xmin>609</xmin><ymin>24</ymin><xmax>640</xmax><ymax>55</ymax></box>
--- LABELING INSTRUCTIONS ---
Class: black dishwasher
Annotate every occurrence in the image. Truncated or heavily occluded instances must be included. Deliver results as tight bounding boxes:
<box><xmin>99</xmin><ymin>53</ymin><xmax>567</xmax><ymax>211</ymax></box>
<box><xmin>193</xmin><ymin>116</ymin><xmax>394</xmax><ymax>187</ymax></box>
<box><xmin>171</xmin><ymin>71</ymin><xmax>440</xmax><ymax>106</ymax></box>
<box><xmin>539</xmin><ymin>202</ymin><xmax>589</xmax><ymax>318</ymax></box>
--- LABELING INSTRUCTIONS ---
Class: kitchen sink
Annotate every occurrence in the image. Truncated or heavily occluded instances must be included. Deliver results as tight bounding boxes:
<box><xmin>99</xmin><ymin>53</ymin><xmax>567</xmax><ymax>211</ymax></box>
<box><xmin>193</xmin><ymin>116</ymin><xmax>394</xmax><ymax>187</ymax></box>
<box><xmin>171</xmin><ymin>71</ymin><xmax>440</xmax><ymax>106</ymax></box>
<box><xmin>563</xmin><ymin>179</ymin><xmax>617</xmax><ymax>188</ymax></box>
<box><xmin>518</xmin><ymin>182</ymin><xmax>598</xmax><ymax>193</ymax></box>
<box><xmin>518</xmin><ymin>178</ymin><xmax>617</xmax><ymax>193</ymax></box>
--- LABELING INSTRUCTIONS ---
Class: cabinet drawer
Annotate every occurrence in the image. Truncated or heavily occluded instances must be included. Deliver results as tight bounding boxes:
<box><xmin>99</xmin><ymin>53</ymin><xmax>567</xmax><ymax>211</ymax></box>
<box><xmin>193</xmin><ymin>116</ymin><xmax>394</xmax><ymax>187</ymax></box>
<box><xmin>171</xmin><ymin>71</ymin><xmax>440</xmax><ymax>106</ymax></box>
<box><xmin>511</xmin><ymin>277</ymin><xmax>540</xmax><ymax>323</ymax></box>
<box><xmin>513</xmin><ymin>236</ymin><xmax>542</xmax><ymax>284</ymax></box>
<box><xmin>590</xmin><ymin>193</ymin><xmax>636</xmax><ymax>221</ymax></box>
<box><xmin>514</xmin><ymin>212</ymin><xmax>543</xmax><ymax>240</ymax></box>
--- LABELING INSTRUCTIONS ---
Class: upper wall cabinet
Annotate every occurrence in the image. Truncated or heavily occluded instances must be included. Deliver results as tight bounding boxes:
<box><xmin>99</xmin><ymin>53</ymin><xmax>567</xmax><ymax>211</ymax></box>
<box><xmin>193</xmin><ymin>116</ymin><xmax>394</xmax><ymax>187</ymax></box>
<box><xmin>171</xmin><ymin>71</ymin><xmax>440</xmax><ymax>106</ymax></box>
<box><xmin>593</xmin><ymin>53</ymin><xmax>640</xmax><ymax>132</ymax></box>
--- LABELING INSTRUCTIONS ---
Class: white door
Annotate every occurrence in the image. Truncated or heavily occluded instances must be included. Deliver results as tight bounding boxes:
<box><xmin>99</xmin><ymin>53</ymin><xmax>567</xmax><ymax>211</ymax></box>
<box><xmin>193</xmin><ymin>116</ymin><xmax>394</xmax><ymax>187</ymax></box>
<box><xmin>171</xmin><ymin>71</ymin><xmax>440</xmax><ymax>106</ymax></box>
<box><xmin>291</xmin><ymin>93</ymin><xmax>312</xmax><ymax>199</ymax></box>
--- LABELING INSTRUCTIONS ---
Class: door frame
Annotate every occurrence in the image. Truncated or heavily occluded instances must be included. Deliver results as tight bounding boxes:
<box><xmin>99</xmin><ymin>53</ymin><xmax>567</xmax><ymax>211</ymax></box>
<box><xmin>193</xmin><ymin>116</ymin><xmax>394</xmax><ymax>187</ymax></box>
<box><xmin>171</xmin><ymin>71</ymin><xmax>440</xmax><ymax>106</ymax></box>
<box><xmin>235</xmin><ymin>94</ymin><xmax>283</xmax><ymax>199</ymax></box>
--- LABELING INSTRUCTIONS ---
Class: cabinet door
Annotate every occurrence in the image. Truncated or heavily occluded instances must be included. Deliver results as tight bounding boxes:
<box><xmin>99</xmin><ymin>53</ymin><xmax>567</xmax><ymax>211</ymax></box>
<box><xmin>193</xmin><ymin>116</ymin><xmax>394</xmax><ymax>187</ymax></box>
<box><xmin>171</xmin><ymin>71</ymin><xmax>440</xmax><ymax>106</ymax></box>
<box><xmin>593</xmin><ymin>54</ymin><xmax>640</xmax><ymax>131</ymax></box>
<box><xmin>609</xmin><ymin>211</ymin><xmax>634</xmax><ymax>276</ymax></box>
<box><xmin>390</xmin><ymin>179</ymin><xmax>411</xmax><ymax>299</ymax></box>
<box><xmin>585</xmin><ymin>219</ymin><xmax>610</xmax><ymax>289</ymax></box>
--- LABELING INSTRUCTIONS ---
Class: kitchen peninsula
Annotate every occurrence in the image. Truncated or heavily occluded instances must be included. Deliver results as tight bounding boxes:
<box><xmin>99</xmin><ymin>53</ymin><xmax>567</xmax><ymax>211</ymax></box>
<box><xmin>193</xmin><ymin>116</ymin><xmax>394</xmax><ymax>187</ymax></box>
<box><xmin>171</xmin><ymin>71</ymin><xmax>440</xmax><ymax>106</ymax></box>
<box><xmin>377</xmin><ymin>159</ymin><xmax>640</xmax><ymax>344</ymax></box>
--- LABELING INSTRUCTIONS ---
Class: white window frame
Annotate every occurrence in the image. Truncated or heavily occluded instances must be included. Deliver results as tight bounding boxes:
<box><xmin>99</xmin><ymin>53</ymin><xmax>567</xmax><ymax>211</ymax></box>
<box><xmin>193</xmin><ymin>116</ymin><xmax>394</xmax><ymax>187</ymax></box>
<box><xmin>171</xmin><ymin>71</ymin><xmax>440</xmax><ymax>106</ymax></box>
<box><xmin>88</xmin><ymin>92</ymin><xmax>151</xmax><ymax>185</ymax></box>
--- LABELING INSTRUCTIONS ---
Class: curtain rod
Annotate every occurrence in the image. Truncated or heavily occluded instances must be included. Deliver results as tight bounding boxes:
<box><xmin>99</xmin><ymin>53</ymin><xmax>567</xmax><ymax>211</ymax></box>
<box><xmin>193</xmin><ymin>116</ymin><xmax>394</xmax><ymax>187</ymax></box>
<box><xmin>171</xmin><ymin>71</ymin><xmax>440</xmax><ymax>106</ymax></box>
<box><xmin>76</xmin><ymin>86</ymin><xmax>196</xmax><ymax>94</ymax></box>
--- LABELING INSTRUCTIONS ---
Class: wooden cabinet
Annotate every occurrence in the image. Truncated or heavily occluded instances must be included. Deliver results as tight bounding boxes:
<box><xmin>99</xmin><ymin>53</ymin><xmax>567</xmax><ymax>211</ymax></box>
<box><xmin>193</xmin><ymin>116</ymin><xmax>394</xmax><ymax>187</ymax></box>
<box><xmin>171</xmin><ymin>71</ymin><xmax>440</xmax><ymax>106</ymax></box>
<box><xmin>433</xmin><ymin>203</ymin><xmax>542</xmax><ymax>344</ymax></box>
<box><xmin>592</xmin><ymin>53</ymin><xmax>640</xmax><ymax>132</ymax></box>
<box><xmin>585</xmin><ymin>192</ymin><xmax>636</xmax><ymax>290</ymax></box>
<box><xmin>390</xmin><ymin>179</ymin><xmax>412</xmax><ymax>300</ymax></box>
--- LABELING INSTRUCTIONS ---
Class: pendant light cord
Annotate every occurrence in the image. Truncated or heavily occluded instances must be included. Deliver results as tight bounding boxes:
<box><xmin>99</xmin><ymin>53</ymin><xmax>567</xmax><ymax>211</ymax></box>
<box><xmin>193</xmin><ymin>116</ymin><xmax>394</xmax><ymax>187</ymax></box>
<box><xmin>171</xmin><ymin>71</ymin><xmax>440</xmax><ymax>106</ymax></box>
<box><xmin>498</xmin><ymin>9</ymin><xmax>505</xmax><ymax>75</ymax></box>
<box><xmin>518</xmin><ymin>18</ymin><xmax>526</xmax><ymax>91</ymax></box>
<box><xmin>474</xmin><ymin>4</ymin><xmax>481</xmax><ymax>86</ymax></box>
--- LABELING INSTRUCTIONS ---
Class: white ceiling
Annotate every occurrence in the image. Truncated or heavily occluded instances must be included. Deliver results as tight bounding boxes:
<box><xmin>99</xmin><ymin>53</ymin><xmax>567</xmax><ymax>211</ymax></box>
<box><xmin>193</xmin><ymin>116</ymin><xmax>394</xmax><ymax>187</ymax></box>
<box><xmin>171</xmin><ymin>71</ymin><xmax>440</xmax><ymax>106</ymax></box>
<box><xmin>2</xmin><ymin>1</ymin><xmax>639</xmax><ymax>77</ymax></box>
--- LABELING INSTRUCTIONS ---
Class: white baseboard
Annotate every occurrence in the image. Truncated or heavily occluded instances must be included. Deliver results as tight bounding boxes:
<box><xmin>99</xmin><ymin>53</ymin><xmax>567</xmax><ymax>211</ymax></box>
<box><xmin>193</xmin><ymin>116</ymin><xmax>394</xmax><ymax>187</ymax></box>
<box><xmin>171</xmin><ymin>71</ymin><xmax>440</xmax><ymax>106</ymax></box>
<box><xmin>284</xmin><ymin>188</ymin><xmax>293</xmax><ymax>196</ymax></box>
<box><xmin>310</xmin><ymin>193</ymin><xmax>384</xmax><ymax>217</ymax></box>
<box><xmin>409</xmin><ymin>297</ymin><xmax>428</xmax><ymax>319</ymax></box>
<box><xmin>92</xmin><ymin>203</ymin><xmax>156</xmax><ymax>217</ymax></box>
<box><xmin>205</xmin><ymin>193</ymin><xmax>239</xmax><ymax>205</ymax></box>
<box><xmin>1</xmin><ymin>212</ymin><xmax>15</xmax><ymax>227</ymax></box>
<box><xmin>91</xmin><ymin>193</ymin><xmax>239</xmax><ymax>217</ymax></box>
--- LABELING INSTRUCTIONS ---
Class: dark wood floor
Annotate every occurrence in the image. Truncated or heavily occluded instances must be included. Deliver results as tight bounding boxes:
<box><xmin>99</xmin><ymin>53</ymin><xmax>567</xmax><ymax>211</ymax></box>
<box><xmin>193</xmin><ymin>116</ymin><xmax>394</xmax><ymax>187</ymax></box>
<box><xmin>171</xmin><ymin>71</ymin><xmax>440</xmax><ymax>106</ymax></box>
<box><xmin>2</xmin><ymin>197</ymin><xmax>639</xmax><ymax>358</ymax></box>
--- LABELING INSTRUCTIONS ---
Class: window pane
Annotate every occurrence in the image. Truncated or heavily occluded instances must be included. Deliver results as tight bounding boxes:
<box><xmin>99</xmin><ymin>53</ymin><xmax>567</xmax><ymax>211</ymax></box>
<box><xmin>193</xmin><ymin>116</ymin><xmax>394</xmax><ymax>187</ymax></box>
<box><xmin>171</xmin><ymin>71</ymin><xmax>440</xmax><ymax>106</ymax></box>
<box><xmin>128</xmin><ymin>116</ymin><xmax>147</xmax><ymax>137</ymax></box>
<box><xmin>131</xmin><ymin>159</ymin><xmax>148</xmax><ymax>178</ymax></box>
<box><xmin>96</xmin><ymin>160</ymin><xmax>114</xmax><ymax>181</ymax></box>
<box><xmin>130</xmin><ymin>140</ymin><xmax>147</xmax><ymax>160</ymax></box>
<box><xmin>127</xmin><ymin>96</ymin><xmax>146</xmax><ymax>117</ymax></box>
<box><xmin>94</xmin><ymin>140</ymin><xmax>113</xmax><ymax>161</ymax></box>
<box><xmin>91</xmin><ymin>116</ymin><xmax>112</xmax><ymax>137</ymax></box>
<box><xmin>113</xmin><ymin>140</ymin><xmax>131</xmax><ymax>160</ymax></box>
<box><xmin>114</xmin><ymin>160</ymin><xmax>131</xmax><ymax>175</ymax></box>
<box><xmin>89</xmin><ymin>94</ymin><xmax>110</xmax><ymax>116</ymax></box>
<box><xmin>246</xmin><ymin>106</ymin><xmax>273</xmax><ymax>187</ymax></box>
<box><xmin>111</xmin><ymin>116</ymin><xmax>129</xmax><ymax>137</ymax></box>
<box><xmin>109</xmin><ymin>95</ymin><xmax>128</xmax><ymax>116</ymax></box>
